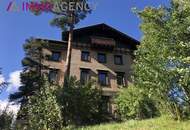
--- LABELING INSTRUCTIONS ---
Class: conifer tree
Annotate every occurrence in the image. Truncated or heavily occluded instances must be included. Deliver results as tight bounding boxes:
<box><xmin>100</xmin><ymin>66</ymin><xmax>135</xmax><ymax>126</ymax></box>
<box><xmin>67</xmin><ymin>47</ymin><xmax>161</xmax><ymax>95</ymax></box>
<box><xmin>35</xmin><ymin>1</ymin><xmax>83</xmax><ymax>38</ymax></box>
<box><xmin>32</xmin><ymin>0</ymin><xmax>91</xmax><ymax>77</ymax></box>
<box><xmin>0</xmin><ymin>69</ymin><xmax>7</xmax><ymax>94</ymax></box>
<box><xmin>9</xmin><ymin>38</ymin><xmax>47</xmax><ymax>103</ymax></box>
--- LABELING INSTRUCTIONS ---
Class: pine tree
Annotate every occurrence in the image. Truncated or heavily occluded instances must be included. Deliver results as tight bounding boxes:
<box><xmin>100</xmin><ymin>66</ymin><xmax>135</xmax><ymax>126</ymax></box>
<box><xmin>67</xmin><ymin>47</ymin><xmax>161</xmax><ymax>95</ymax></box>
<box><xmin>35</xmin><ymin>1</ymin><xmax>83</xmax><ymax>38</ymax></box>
<box><xmin>0</xmin><ymin>69</ymin><xmax>8</xmax><ymax>94</ymax></box>
<box><xmin>32</xmin><ymin>0</ymin><xmax>91</xmax><ymax>77</ymax></box>
<box><xmin>9</xmin><ymin>38</ymin><xmax>48</xmax><ymax>103</ymax></box>
<box><xmin>0</xmin><ymin>108</ymin><xmax>13</xmax><ymax>130</ymax></box>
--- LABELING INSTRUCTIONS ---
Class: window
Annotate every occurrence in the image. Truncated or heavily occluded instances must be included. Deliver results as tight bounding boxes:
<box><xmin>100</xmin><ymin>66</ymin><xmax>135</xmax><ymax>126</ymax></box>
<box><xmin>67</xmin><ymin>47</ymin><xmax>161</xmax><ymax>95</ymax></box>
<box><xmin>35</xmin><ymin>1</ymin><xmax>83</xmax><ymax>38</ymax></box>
<box><xmin>98</xmin><ymin>53</ymin><xmax>106</xmax><ymax>63</ymax></box>
<box><xmin>101</xmin><ymin>96</ymin><xmax>110</xmax><ymax>114</ymax></box>
<box><xmin>50</xmin><ymin>51</ymin><xmax>61</xmax><ymax>61</ymax></box>
<box><xmin>116</xmin><ymin>72</ymin><xmax>125</xmax><ymax>86</ymax></box>
<box><xmin>114</xmin><ymin>55</ymin><xmax>123</xmax><ymax>65</ymax></box>
<box><xmin>98</xmin><ymin>71</ymin><xmax>109</xmax><ymax>86</ymax></box>
<box><xmin>49</xmin><ymin>69</ymin><xmax>58</xmax><ymax>82</ymax></box>
<box><xmin>80</xmin><ymin>69</ymin><xmax>90</xmax><ymax>84</ymax></box>
<box><xmin>81</xmin><ymin>51</ymin><xmax>90</xmax><ymax>61</ymax></box>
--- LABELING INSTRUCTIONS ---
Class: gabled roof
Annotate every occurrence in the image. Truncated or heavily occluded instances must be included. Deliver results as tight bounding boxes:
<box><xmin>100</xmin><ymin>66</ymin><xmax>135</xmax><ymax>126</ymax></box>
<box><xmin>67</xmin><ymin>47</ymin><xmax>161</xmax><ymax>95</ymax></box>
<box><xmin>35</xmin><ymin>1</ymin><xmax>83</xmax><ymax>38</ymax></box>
<box><xmin>62</xmin><ymin>23</ymin><xmax>140</xmax><ymax>49</ymax></box>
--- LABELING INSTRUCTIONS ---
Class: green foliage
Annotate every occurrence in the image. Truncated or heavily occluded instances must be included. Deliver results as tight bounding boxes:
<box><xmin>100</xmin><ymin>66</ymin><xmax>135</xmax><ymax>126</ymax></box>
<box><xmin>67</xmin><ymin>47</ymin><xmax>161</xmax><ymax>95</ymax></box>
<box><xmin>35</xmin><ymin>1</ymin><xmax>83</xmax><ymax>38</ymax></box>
<box><xmin>0</xmin><ymin>70</ymin><xmax>12</xmax><ymax>130</ymax></box>
<box><xmin>9</xmin><ymin>71</ymin><xmax>42</xmax><ymax>104</ymax></box>
<box><xmin>18</xmin><ymin>76</ymin><xmax>62</xmax><ymax>130</ymax></box>
<box><xmin>0</xmin><ymin>69</ymin><xmax>8</xmax><ymax>94</ymax></box>
<box><xmin>114</xmin><ymin>85</ymin><xmax>159</xmax><ymax>120</ymax></box>
<box><xmin>0</xmin><ymin>108</ymin><xmax>13</xmax><ymax>130</ymax></box>
<box><xmin>58</xmin><ymin>76</ymin><xmax>104</xmax><ymax>126</ymax></box>
<box><xmin>9</xmin><ymin>38</ymin><xmax>48</xmax><ymax>103</ymax></box>
<box><xmin>33</xmin><ymin>0</ymin><xmax>91</xmax><ymax>30</ymax></box>
<box><xmin>133</xmin><ymin>0</ymin><xmax>190</xmax><ymax>120</ymax></box>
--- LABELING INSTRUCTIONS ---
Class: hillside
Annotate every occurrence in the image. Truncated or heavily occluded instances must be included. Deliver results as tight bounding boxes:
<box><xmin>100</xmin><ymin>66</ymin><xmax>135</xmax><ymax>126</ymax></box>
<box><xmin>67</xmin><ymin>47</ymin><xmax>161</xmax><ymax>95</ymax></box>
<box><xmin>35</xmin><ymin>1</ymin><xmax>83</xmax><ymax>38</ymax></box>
<box><xmin>75</xmin><ymin>116</ymin><xmax>190</xmax><ymax>130</ymax></box>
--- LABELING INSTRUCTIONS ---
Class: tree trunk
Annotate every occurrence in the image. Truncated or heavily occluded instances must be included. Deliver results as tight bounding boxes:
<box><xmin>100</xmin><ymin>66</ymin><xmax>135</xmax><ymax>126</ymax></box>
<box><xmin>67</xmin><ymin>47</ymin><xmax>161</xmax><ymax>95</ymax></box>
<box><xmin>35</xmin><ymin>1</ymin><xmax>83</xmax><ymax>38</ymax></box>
<box><xmin>64</xmin><ymin>13</ymin><xmax>74</xmax><ymax>79</ymax></box>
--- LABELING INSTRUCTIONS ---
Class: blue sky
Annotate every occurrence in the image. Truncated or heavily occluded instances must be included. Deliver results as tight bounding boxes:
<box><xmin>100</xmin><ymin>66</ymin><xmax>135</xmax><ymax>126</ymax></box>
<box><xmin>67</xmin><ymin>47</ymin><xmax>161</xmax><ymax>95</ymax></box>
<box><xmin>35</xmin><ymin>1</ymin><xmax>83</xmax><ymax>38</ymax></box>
<box><xmin>0</xmin><ymin>0</ymin><xmax>170</xmax><ymax>101</ymax></box>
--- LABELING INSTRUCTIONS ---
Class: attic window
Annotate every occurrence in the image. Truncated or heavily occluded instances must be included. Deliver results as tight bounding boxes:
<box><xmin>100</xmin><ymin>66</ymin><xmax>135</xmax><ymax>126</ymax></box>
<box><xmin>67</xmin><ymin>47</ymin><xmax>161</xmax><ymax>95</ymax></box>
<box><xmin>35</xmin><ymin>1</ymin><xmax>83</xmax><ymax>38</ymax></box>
<box><xmin>91</xmin><ymin>36</ymin><xmax>116</xmax><ymax>47</ymax></box>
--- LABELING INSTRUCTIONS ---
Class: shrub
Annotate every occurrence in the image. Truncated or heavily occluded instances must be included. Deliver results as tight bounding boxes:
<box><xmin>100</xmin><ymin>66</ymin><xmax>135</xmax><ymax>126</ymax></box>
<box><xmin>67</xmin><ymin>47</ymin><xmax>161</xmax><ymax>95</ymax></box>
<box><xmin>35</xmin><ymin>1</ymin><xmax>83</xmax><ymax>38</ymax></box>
<box><xmin>114</xmin><ymin>85</ymin><xmax>160</xmax><ymax>120</ymax></box>
<box><xmin>0</xmin><ymin>109</ymin><xmax>13</xmax><ymax>130</ymax></box>
<box><xmin>58</xmin><ymin>76</ymin><xmax>104</xmax><ymax>126</ymax></box>
<box><xmin>17</xmin><ymin>76</ymin><xmax>62</xmax><ymax>130</ymax></box>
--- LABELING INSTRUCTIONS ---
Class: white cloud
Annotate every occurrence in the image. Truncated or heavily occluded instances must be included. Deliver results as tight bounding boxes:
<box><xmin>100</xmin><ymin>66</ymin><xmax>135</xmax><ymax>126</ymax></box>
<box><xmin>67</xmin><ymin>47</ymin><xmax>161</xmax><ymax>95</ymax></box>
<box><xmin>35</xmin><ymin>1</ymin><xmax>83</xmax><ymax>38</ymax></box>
<box><xmin>6</xmin><ymin>70</ymin><xmax>22</xmax><ymax>93</ymax></box>
<box><xmin>0</xmin><ymin>70</ymin><xmax>22</xmax><ymax>115</ymax></box>
<box><xmin>0</xmin><ymin>100</ymin><xmax>20</xmax><ymax>114</ymax></box>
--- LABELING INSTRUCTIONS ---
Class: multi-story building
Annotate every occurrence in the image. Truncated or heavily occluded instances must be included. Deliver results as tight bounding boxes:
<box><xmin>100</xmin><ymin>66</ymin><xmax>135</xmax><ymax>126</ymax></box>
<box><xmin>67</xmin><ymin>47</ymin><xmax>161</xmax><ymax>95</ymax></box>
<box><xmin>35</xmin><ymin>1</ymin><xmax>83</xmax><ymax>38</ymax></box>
<box><xmin>38</xmin><ymin>23</ymin><xmax>139</xmax><ymax>114</ymax></box>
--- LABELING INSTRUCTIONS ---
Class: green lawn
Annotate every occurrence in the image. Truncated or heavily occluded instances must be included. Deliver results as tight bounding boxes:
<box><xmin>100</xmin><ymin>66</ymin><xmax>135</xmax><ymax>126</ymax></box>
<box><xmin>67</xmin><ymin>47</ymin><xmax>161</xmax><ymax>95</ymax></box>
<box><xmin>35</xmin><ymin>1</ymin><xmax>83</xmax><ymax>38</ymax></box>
<box><xmin>72</xmin><ymin>116</ymin><xmax>190</xmax><ymax>130</ymax></box>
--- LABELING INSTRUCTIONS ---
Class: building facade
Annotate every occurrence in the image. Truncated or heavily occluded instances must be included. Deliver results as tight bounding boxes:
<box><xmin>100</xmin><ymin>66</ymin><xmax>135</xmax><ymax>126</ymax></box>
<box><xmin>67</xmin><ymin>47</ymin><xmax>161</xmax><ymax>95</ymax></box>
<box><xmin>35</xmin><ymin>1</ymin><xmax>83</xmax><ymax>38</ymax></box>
<box><xmin>39</xmin><ymin>23</ymin><xmax>139</xmax><ymax>114</ymax></box>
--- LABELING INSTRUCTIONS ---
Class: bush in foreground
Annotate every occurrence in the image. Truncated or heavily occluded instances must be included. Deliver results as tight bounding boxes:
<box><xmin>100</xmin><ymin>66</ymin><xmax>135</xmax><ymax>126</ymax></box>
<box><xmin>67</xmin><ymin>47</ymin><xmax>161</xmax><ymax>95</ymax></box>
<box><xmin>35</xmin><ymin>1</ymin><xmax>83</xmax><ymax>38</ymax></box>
<box><xmin>58</xmin><ymin>77</ymin><xmax>104</xmax><ymax>126</ymax></box>
<box><xmin>16</xmin><ymin>76</ymin><xmax>62</xmax><ymax>130</ymax></box>
<box><xmin>114</xmin><ymin>85</ymin><xmax>160</xmax><ymax>120</ymax></box>
<box><xmin>0</xmin><ymin>109</ymin><xmax>13</xmax><ymax>130</ymax></box>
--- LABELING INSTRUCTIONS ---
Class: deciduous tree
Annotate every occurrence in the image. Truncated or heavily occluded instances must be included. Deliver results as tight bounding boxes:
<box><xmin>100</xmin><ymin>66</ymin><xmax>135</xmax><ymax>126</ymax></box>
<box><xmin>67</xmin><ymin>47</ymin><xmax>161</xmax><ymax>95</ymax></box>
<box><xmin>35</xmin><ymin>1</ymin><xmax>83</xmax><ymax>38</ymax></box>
<box><xmin>17</xmin><ymin>76</ymin><xmax>62</xmax><ymax>130</ymax></box>
<box><xmin>133</xmin><ymin>0</ymin><xmax>190</xmax><ymax>120</ymax></box>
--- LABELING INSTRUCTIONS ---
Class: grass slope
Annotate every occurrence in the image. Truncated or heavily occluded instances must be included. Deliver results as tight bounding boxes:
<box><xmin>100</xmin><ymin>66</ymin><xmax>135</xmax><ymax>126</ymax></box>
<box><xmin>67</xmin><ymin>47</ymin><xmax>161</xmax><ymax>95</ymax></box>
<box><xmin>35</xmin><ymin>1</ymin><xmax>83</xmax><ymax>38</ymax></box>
<box><xmin>76</xmin><ymin>116</ymin><xmax>190</xmax><ymax>130</ymax></box>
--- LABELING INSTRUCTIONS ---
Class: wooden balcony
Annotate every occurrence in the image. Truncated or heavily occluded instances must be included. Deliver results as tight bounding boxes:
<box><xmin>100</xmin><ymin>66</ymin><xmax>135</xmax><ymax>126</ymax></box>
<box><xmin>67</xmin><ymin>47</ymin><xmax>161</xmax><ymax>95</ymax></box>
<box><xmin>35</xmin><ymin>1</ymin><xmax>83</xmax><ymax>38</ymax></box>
<box><xmin>91</xmin><ymin>36</ymin><xmax>116</xmax><ymax>49</ymax></box>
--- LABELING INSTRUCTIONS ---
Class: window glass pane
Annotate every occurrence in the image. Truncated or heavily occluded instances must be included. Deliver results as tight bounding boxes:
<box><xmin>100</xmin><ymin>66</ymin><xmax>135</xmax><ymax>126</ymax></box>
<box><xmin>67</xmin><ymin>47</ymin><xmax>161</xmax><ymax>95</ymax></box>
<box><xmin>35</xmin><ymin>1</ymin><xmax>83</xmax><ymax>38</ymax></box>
<box><xmin>51</xmin><ymin>52</ymin><xmax>61</xmax><ymax>61</ymax></box>
<box><xmin>98</xmin><ymin>53</ymin><xmax>106</xmax><ymax>63</ymax></box>
<box><xmin>101</xmin><ymin>96</ymin><xmax>110</xmax><ymax>113</ymax></box>
<box><xmin>81</xmin><ymin>51</ymin><xmax>90</xmax><ymax>61</ymax></box>
<box><xmin>116</xmin><ymin>72</ymin><xmax>125</xmax><ymax>86</ymax></box>
<box><xmin>99</xmin><ymin>73</ymin><xmax>106</xmax><ymax>85</ymax></box>
<box><xmin>80</xmin><ymin>69</ymin><xmax>90</xmax><ymax>84</ymax></box>
<box><xmin>98</xmin><ymin>71</ymin><xmax>109</xmax><ymax>86</ymax></box>
<box><xmin>49</xmin><ymin>70</ymin><xmax>58</xmax><ymax>82</ymax></box>
<box><xmin>114</xmin><ymin>55</ymin><xmax>123</xmax><ymax>65</ymax></box>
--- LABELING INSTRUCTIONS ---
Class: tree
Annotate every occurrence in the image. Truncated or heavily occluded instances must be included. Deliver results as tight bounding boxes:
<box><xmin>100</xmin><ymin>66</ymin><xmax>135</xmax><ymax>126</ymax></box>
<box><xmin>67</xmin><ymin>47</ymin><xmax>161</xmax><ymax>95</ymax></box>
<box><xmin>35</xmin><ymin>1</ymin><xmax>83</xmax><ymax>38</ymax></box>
<box><xmin>9</xmin><ymin>38</ymin><xmax>48</xmax><ymax>103</ymax></box>
<box><xmin>0</xmin><ymin>69</ymin><xmax>8</xmax><ymax>94</ymax></box>
<box><xmin>16</xmin><ymin>76</ymin><xmax>62</xmax><ymax>130</ymax></box>
<box><xmin>58</xmin><ymin>76</ymin><xmax>104</xmax><ymax>126</ymax></box>
<box><xmin>0</xmin><ymin>108</ymin><xmax>14</xmax><ymax>130</ymax></box>
<box><xmin>0</xmin><ymin>70</ymin><xmax>13</xmax><ymax>130</ymax></box>
<box><xmin>9</xmin><ymin>39</ymin><xmax>49</xmax><ymax>126</ymax></box>
<box><xmin>133</xmin><ymin>0</ymin><xmax>190</xmax><ymax>120</ymax></box>
<box><xmin>31</xmin><ymin>0</ymin><xmax>91</xmax><ymax>78</ymax></box>
<box><xmin>114</xmin><ymin>85</ymin><xmax>159</xmax><ymax>120</ymax></box>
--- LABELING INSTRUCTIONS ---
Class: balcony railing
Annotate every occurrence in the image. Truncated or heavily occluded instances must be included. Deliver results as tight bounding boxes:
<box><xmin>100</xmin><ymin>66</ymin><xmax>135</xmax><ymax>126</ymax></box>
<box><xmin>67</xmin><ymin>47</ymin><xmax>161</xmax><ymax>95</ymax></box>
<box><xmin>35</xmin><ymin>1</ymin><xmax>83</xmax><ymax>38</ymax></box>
<box><xmin>91</xmin><ymin>36</ymin><xmax>116</xmax><ymax>48</ymax></box>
